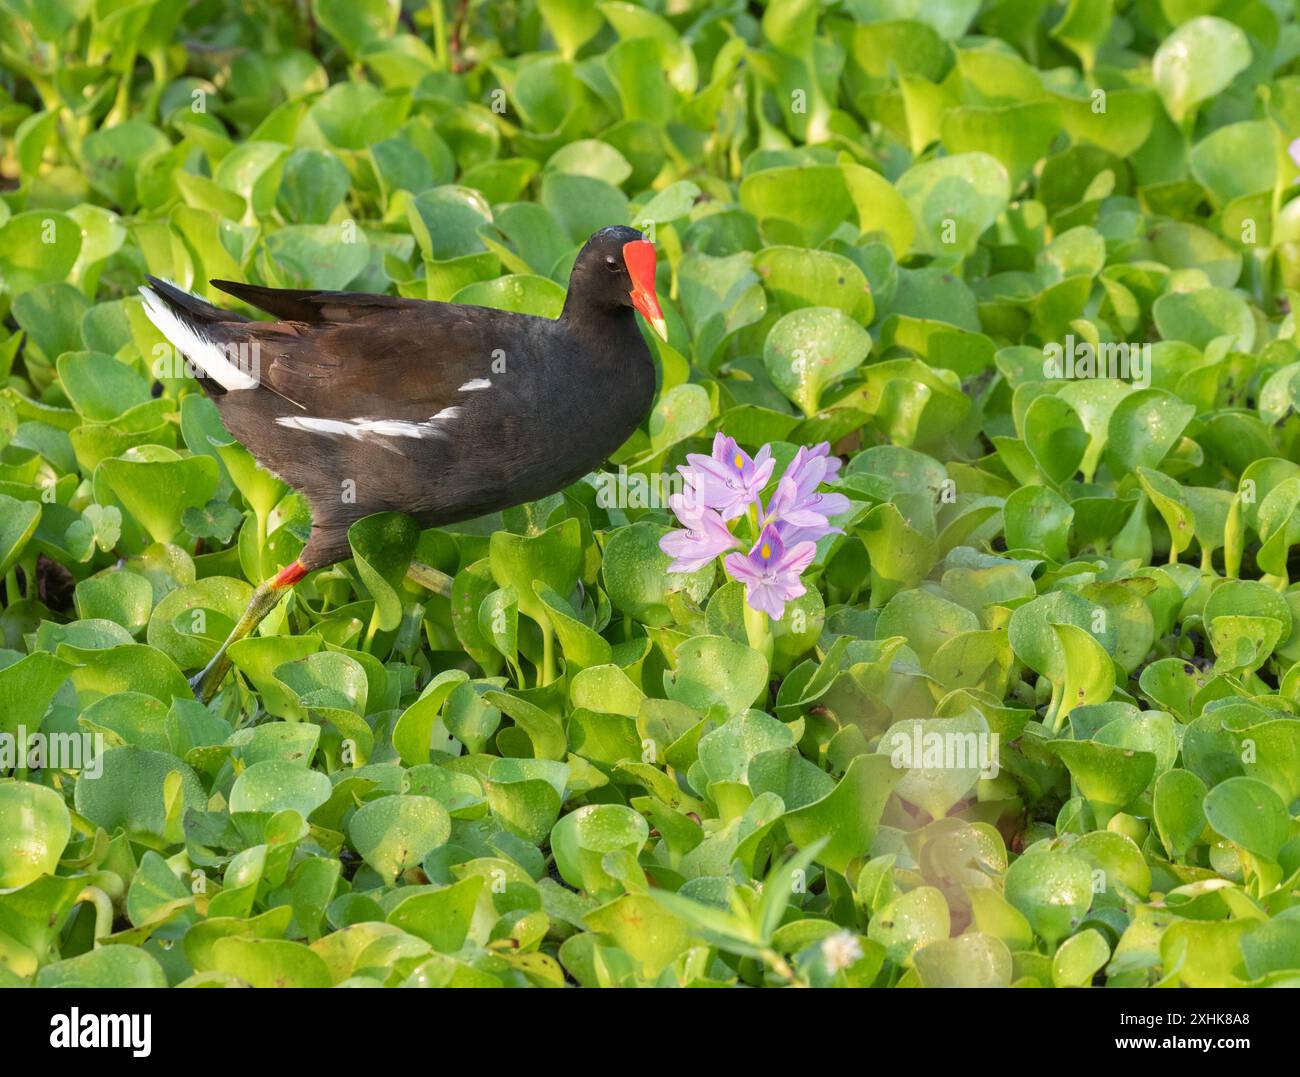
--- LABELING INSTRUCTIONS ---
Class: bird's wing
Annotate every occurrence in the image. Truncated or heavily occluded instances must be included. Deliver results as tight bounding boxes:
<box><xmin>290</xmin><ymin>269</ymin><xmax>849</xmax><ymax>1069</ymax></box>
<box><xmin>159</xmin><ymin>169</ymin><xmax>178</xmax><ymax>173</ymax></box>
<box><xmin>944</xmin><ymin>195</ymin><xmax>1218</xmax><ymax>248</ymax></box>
<box><xmin>227</xmin><ymin>303</ymin><xmax>522</xmax><ymax>421</ymax></box>
<box><xmin>210</xmin><ymin>280</ymin><xmax>419</xmax><ymax>323</ymax></box>
<box><xmin>142</xmin><ymin>276</ymin><xmax>523</xmax><ymax>418</ymax></box>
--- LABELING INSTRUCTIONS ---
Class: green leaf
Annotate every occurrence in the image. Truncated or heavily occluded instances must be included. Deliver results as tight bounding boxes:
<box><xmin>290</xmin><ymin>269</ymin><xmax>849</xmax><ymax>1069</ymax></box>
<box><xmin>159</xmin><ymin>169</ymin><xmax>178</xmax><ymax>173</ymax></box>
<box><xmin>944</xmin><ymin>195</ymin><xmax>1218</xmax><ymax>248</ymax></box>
<box><xmin>312</xmin><ymin>0</ymin><xmax>399</xmax><ymax>59</ymax></box>
<box><xmin>1202</xmin><ymin>776</ymin><xmax>1289</xmax><ymax>862</ymax></box>
<box><xmin>98</xmin><ymin>453</ymin><xmax>221</xmax><ymax>545</ymax></box>
<box><xmin>915</xmin><ymin>932</ymin><xmax>1013</xmax><ymax>987</ymax></box>
<box><xmin>1052</xmin><ymin>739</ymin><xmax>1154</xmax><ymax>820</ymax></box>
<box><xmin>490</xmin><ymin>518</ymin><xmax>582</xmax><ymax>626</ymax></box>
<box><xmin>74</xmin><ymin>747</ymin><xmax>205</xmax><ymax>843</ymax></box>
<box><xmin>1153</xmin><ymin>287</ymin><xmax>1255</xmax><ymax>352</ymax></box>
<box><xmin>0</xmin><ymin>494</ymin><xmax>40</xmax><ymax>576</ymax></box>
<box><xmin>1051</xmin><ymin>927</ymin><xmax>1110</xmax><ymax>987</ymax></box>
<box><xmin>229</xmin><ymin>759</ymin><xmax>332</xmax><ymax>818</ymax></box>
<box><xmin>347</xmin><ymin>795</ymin><xmax>452</xmax><ymax>883</ymax></box>
<box><xmin>602</xmin><ymin>521</ymin><xmax>713</xmax><ymax>627</ymax></box>
<box><xmin>386</xmin><ymin>876</ymin><xmax>484</xmax><ymax>952</ymax></box>
<box><xmin>896</xmin><ymin>152</ymin><xmax>1010</xmax><ymax>259</ymax></box>
<box><xmin>1104</xmin><ymin>389</ymin><xmax>1195</xmax><ymax>477</ymax></box>
<box><xmin>551</xmin><ymin>804</ymin><xmax>649</xmax><ymax>900</ymax></box>
<box><xmin>211</xmin><ymin>938</ymin><xmax>333</xmax><ymax>988</ymax></box>
<box><xmin>1003</xmin><ymin>849</ymin><xmax>1093</xmax><ymax>947</ymax></box>
<box><xmin>0</xmin><ymin>781</ymin><xmax>71</xmax><ymax>888</ymax></box>
<box><xmin>349</xmin><ymin>512</ymin><xmax>420</xmax><ymax>632</ymax></box>
<box><xmin>1153</xmin><ymin>16</ymin><xmax>1251</xmax><ymax>124</ymax></box>
<box><xmin>0</xmin><ymin>212</ymin><xmax>81</xmax><ymax>295</ymax></box>
<box><xmin>392</xmin><ymin>669</ymin><xmax>470</xmax><ymax>766</ymax></box>
<box><xmin>664</xmin><ymin>636</ymin><xmax>768</xmax><ymax>717</ymax></box>
<box><xmin>867</xmin><ymin>886</ymin><xmax>950</xmax><ymax>967</ymax></box>
<box><xmin>763</xmin><ymin>306</ymin><xmax>873</xmax><ymax>417</ymax></box>
<box><xmin>784</xmin><ymin>753</ymin><xmax>904</xmax><ymax>873</ymax></box>
<box><xmin>36</xmin><ymin>946</ymin><xmax>167</xmax><ymax>988</ymax></box>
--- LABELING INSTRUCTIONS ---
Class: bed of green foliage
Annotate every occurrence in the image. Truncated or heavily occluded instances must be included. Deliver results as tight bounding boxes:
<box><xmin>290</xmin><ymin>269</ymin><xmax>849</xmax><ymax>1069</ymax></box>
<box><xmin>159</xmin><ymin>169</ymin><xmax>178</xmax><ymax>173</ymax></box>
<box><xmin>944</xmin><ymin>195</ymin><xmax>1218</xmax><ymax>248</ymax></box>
<box><xmin>4</xmin><ymin>0</ymin><xmax>1300</xmax><ymax>989</ymax></box>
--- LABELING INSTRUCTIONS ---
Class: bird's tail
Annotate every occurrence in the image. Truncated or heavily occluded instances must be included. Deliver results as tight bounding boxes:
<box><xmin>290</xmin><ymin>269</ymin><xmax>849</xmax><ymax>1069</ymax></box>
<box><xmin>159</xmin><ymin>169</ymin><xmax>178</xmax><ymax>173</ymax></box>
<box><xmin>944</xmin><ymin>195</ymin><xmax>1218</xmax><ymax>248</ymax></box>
<box><xmin>138</xmin><ymin>276</ymin><xmax>257</xmax><ymax>392</ymax></box>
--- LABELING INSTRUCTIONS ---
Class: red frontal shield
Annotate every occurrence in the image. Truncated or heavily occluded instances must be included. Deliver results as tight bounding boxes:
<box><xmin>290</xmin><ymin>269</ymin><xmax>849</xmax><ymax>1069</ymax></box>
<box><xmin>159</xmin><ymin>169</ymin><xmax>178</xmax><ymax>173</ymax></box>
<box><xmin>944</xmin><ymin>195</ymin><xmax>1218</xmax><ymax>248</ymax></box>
<box><xmin>623</xmin><ymin>240</ymin><xmax>667</xmax><ymax>341</ymax></box>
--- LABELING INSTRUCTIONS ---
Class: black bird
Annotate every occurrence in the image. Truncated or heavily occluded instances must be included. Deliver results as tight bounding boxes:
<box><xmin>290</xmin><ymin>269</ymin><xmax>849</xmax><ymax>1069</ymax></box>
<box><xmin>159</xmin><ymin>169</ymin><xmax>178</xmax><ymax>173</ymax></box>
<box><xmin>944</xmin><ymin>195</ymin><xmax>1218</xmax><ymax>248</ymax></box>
<box><xmin>140</xmin><ymin>225</ymin><xmax>665</xmax><ymax>700</ymax></box>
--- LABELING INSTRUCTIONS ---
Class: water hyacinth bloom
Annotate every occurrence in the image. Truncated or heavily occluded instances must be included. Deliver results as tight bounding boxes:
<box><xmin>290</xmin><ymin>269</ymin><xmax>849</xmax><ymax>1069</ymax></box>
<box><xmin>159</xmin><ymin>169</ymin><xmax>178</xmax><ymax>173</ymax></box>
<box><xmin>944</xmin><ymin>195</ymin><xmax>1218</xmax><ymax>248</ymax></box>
<box><xmin>784</xmin><ymin>441</ymin><xmax>843</xmax><ymax>494</ymax></box>
<box><xmin>762</xmin><ymin>474</ymin><xmax>850</xmax><ymax>546</ymax></box>
<box><xmin>660</xmin><ymin>492</ymin><xmax>739</xmax><ymax>573</ymax></box>
<box><xmin>723</xmin><ymin>525</ymin><xmax>817</xmax><ymax>620</ymax></box>
<box><xmin>680</xmin><ymin>433</ymin><xmax>775</xmax><ymax>520</ymax></box>
<box><xmin>661</xmin><ymin>438</ymin><xmax>844</xmax><ymax>619</ymax></box>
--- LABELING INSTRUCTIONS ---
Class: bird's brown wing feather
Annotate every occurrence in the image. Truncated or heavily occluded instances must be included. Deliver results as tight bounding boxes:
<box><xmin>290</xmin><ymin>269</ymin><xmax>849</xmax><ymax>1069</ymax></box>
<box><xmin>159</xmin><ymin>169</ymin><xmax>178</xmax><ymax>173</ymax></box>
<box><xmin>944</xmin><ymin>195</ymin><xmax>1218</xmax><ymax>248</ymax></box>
<box><xmin>211</xmin><ymin>299</ymin><xmax>530</xmax><ymax>419</ymax></box>
<box><xmin>210</xmin><ymin>280</ymin><xmax>417</xmax><ymax>323</ymax></box>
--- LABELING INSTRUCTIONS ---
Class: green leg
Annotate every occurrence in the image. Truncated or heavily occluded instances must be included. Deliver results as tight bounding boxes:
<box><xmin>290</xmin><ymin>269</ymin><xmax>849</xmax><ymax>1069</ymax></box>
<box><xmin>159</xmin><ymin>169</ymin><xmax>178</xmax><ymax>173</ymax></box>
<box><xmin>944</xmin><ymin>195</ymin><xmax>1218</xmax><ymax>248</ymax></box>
<box><xmin>189</xmin><ymin>581</ymin><xmax>288</xmax><ymax>703</ymax></box>
<box><xmin>191</xmin><ymin>560</ymin><xmax>449</xmax><ymax>703</ymax></box>
<box><xmin>191</xmin><ymin>560</ymin><xmax>308</xmax><ymax>702</ymax></box>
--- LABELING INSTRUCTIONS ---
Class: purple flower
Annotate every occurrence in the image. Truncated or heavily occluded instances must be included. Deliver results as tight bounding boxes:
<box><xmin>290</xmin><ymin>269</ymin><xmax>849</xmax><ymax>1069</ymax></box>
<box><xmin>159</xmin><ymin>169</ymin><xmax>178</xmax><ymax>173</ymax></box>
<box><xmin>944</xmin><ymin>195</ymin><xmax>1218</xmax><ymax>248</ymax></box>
<box><xmin>761</xmin><ymin>443</ymin><xmax>849</xmax><ymax>544</ymax></box>
<box><xmin>784</xmin><ymin>442</ymin><xmax>843</xmax><ymax>499</ymax></box>
<box><xmin>1290</xmin><ymin>138</ymin><xmax>1300</xmax><ymax>170</ymax></box>
<box><xmin>762</xmin><ymin>476</ymin><xmax>847</xmax><ymax>546</ymax></box>
<box><xmin>723</xmin><ymin>525</ymin><xmax>817</xmax><ymax>620</ymax></box>
<box><xmin>659</xmin><ymin>492</ymin><xmax>740</xmax><ymax>572</ymax></box>
<box><xmin>679</xmin><ymin>433</ymin><xmax>775</xmax><ymax>520</ymax></box>
<box><xmin>661</xmin><ymin>438</ymin><xmax>841</xmax><ymax>619</ymax></box>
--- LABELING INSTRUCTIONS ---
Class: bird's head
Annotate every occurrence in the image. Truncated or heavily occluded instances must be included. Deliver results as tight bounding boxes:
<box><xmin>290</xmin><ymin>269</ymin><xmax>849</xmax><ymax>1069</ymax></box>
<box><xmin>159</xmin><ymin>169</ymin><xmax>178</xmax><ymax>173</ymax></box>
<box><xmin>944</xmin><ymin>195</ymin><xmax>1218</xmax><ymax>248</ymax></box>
<box><xmin>567</xmin><ymin>225</ymin><xmax>668</xmax><ymax>341</ymax></box>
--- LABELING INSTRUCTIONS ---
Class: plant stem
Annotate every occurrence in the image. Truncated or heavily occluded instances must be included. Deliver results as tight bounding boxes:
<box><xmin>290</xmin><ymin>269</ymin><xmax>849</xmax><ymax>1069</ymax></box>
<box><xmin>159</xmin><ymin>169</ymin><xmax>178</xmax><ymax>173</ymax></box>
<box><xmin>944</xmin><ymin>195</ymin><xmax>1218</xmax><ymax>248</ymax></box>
<box><xmin>1046</xmin><ymin>678</ymin><xmax>1065</xmax><ymax>734</ymax></box>
<box><xmin>405</xmin><ymin>560</ymin><xmax>453</xmax><ymax>597</ymax></box>
<box><xmin>743</xmin><ymin>600</ymin><xmax>772</xmax><ymax>656</ymax></box>
<box><xmin>107</xmin><ymin>63</ymin><xmax>135</xmax><ymax>127</ymax></box>
<box><xmin>743</xmin><ymin>600</ymin><xmax>773</xmax><ymax>707</ymax></box>
<box><xmin>1224</xmin><ymin>494</ymin><xmax>1243</xmax><ymax>579</ymax></box>
<box><xmin>362</xmin><ymin>602</ymin><xmax>383</xmax><ymax>653</ymax></box>
<box><xmin>540</xmin><ymin>620</ymin><xmax>556</xmax><ymax>686</ymax></box>
<box><xmin>429</xmin><ymin>0</ymin><xmax>448</xmax><ymax>69</ymax></box>
<box><xmin>76</xmin><ymin>885</ymin><xmax>115</xmax><ymax>947</ymax></box>
<box><xmin>761</xmin><ymin>947</ymin><xmax>802</xmax><ymax>985</ymax></box>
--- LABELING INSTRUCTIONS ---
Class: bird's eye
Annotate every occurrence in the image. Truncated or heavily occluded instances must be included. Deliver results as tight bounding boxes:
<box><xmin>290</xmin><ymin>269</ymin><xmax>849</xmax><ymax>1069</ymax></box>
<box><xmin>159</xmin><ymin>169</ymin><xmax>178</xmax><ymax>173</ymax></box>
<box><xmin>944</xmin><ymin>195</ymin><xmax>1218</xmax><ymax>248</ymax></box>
<box><xmin>605</xmin><ymin>256</ymin><xmax>620</xmax><ymax>271</ymax></box>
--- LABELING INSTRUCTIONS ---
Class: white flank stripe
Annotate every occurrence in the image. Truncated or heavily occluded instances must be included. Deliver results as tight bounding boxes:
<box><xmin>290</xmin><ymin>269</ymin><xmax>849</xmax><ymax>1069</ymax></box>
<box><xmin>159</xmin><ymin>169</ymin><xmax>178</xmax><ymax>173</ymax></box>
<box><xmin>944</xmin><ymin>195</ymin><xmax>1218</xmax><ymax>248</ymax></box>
<box><xmin>458</xmin><ymin>378</ymin><xmax>491</xmax><ymax>391</ymax></box>
<box><xmin>275</xmin><ymin>408</ymin><xmax>462</xmax><ymax>444</ymax></box>
<box><xmin>275</xmin><ymin>417</ymin><xmax>359</xmax><ymax>437</ymax></box>
<box><xmin>360</xmin><ymin>419</ymin><xmax>426</xmax><ymax>438</ymax></box>
<box><xmin>138</xmin><ymin>284</ymin><xmax>258</xmax><ymax>391</ymax></box>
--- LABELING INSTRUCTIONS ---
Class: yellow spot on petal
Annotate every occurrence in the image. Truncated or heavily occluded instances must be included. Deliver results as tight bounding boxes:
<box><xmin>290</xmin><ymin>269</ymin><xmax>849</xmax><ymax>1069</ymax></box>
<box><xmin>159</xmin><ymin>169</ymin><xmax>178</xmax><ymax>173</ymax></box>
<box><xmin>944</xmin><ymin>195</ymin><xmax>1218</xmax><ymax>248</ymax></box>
<box><xmin>734</xmin><ymin>453</ymin><xmax>743</xmax><ymax>468</ymax></box>
<box><xmin>760</xmin><ymin>543</ymin><xmax>771</xmax><ymax>559</ymax></box>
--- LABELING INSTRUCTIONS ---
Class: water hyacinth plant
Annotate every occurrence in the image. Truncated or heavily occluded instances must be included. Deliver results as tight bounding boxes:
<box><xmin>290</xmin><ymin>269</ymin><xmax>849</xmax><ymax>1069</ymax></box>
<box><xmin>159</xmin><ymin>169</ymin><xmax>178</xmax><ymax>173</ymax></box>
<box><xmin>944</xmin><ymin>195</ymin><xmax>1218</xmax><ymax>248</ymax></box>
<box><xmin>14</xmin><ymin>0</ymin><xmax>1300</xmax><ymax>1000</ymax></box>
<box><xmin>660</xmin><ymin>436</ymin><xmax>848</xmax><ymax>653</ymax></box>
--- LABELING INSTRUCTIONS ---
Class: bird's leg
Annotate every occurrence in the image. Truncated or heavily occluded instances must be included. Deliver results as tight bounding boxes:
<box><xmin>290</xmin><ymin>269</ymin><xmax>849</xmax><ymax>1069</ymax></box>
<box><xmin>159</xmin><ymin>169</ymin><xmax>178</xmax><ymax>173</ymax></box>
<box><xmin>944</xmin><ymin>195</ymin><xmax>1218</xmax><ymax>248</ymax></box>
<box><xmin>189</xmin><ymin>560</ymin><xmax>309</xmax><ymax>703</ymax></box>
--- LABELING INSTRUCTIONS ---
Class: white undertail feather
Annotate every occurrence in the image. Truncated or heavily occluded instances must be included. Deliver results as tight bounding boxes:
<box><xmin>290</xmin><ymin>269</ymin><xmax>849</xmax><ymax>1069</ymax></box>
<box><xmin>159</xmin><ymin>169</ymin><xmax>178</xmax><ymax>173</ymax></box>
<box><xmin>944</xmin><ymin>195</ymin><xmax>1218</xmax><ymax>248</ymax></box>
<box><xmin>458</xmin><ymin>378</ymin><xmax>491</xmax><ymax>391</ymax></box>
<box><xmin>138</xmin><ymin>281</ymin><xmax>258</xmax><ymax>391</ymax></box>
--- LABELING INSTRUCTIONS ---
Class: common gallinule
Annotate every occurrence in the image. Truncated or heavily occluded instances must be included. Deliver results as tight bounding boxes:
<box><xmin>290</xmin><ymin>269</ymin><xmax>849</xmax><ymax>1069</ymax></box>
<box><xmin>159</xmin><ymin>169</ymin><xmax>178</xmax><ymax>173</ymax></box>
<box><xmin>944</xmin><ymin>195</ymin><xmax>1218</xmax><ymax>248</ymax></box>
<box><xmin>139</xmin><ymin>225</ymin><xmax>666</xmax><ymax>701</ymax></box>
